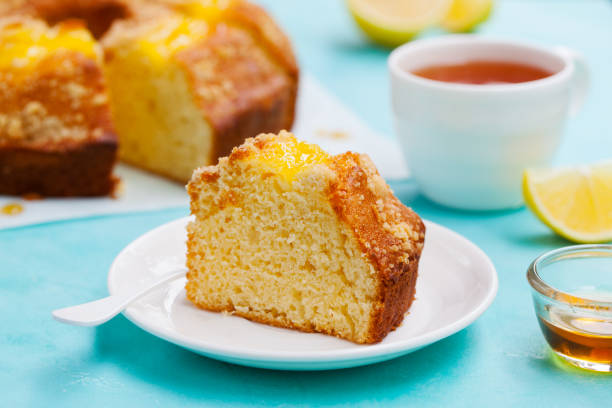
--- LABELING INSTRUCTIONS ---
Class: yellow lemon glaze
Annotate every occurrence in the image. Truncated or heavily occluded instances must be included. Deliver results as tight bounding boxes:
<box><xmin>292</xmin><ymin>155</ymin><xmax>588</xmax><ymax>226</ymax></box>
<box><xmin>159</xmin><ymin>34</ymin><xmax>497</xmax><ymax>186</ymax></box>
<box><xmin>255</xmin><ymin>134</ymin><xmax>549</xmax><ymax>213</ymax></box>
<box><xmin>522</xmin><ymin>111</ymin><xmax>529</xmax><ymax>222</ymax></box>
<box><xmin>256</xmin><ymin>135</ymin><xmax>330</xmax><ymax>181</ymax></box>
<box><xmin>133</xmin><ymin>17</ymin><xmax>208</xmax><ymax>65</ymax></box>
<box><xmin>0</xmin><ymin>20</ymin><xmax>97</xmax><ymax>70</ymax></box>
<box><xmin>129</xmin><ymin>1</ymin><xmax>243</xmax><ymax>65</ymax></box>
<box><xmin>171</xmin><ymin>0</ymin><xmax>235</xmax><ymax>21</ymax></box>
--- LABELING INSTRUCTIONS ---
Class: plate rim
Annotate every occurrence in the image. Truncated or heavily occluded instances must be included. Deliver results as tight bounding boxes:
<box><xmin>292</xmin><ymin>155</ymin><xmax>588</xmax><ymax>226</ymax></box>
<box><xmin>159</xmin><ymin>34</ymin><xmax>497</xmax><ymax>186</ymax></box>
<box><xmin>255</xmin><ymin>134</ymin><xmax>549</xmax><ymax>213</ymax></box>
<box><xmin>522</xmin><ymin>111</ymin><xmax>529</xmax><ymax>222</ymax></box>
<box><xmin>108</xmin><ymin>216</ymin><xmax>498</xmax><ymax>364</ymax></box>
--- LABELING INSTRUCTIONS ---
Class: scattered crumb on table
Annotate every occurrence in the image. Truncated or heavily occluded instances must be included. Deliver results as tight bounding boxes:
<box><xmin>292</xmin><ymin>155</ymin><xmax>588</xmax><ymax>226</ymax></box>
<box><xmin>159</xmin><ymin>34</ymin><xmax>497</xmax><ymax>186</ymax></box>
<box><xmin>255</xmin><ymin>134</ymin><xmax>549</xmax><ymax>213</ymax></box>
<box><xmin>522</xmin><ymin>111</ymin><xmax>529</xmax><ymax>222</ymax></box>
<box><xmin>316</xmin><ymin>129</ymin><xmax>349</xmax><ymax>140</ymax></box>
<box><xmin>22</xmin><ymin>193</ymin><xmax>43</xmax><ymax>201</ymax></box>
<box><xmin>1</xmin><ymin>203</ymin><xmax>24</xmax><ymax>216</ymax></box>
<box><xmin>111</xmin><ymin>177</ymin><xmax>124</xmax><ymax>199</ymax></box>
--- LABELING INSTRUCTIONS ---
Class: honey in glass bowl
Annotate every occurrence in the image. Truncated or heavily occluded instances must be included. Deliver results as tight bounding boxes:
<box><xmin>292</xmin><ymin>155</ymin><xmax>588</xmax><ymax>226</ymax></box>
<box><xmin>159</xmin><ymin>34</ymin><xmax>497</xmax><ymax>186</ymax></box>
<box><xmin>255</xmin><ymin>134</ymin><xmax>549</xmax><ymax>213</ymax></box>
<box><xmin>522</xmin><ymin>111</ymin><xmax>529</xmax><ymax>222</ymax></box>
<box><xmin>539</xmin><ymin>306</ymin><xmax>612</xmax><ymax>366</ymax></box>
<box><xmin>527</xmin><ymin>245</ymin><xmax>612</xmax><ymax>372</ymax></box>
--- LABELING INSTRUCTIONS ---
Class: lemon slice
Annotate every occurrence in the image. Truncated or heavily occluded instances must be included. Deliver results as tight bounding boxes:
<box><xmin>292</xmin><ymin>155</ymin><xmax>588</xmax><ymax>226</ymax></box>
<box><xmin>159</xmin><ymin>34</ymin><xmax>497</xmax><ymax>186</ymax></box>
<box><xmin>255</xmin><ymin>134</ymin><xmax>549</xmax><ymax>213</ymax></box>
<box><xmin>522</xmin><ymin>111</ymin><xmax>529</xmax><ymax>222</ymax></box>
<box><xmin>441</xmin><ymin>0</ymin><xmax>493</xmax><ymax>32</ymax></box>
<box><xmin>347</xmin><ymin>0</ymin><xmax>452</xmax><ymax>47</ymax></box>
<box><xmin>523</xmin><ymin>162</ymin><xmax>612</xmax><ymax>243</ymax></box>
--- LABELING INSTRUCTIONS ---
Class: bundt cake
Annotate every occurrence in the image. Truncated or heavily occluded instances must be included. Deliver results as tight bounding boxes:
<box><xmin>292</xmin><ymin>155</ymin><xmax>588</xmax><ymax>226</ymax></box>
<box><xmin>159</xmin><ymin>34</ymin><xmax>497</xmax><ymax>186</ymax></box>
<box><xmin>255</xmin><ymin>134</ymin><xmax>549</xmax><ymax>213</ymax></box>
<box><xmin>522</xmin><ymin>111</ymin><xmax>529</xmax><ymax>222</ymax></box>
<box><xmin>102</xmin><ymin>0</ymin><xmax>298</xmax><ymax>182</ymax></box>
<box><xmin>0</xmin><ymin>0</ymin><xmax>298</xmax><ymax>194</ymax></box>
<box><xmin>0</xmin><ymin>17</ymin><xmax>117</xmax><ymax>196</ymax></box>
<box><xmin>186</xmin><ymin>131</ymin><xmax>425</xmax><ymax>344</ymax></box>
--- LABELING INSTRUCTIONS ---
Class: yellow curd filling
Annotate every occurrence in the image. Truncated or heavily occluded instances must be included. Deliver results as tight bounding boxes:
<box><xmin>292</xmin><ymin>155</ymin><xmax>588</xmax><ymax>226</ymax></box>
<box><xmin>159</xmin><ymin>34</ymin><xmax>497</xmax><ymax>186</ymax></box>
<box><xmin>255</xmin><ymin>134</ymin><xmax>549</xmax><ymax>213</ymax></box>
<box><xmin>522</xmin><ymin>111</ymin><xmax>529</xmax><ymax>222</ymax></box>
<box><xmin>131</xmin><ymin>16</ymin><xmax>208</xmax><ymax>65</ymax></box>
<box><xmin>133</xmin><ymin>0</ymin><xmax>245</xmax><ymax>64</ymax></box>
<box><xmin>255</xmin><ymin>136</ymin><xmax>330</xmax><ymax>181</ymax></box>
<box><xmin>170</xmin><ymin>0</ymin><xmax>235</xmax><ymax>21</ymax></box>
<box><xmin>0</xmin><ymin>21</ymin><xmax>97</xmax><ymax>70</ymax></box>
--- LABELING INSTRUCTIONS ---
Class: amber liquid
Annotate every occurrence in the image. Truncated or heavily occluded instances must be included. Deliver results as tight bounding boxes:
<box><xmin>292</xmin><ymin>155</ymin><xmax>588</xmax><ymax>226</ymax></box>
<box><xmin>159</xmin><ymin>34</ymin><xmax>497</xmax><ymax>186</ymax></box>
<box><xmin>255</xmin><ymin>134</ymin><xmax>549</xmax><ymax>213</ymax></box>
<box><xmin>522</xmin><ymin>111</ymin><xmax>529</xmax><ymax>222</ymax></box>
<box><xmin>412</xmin><ymin>60</ymin><xmax>553</xmax><ymax>85</ymax></box>
<box><xmin>538</xmin><ymin>310</ymin><xmax>612</xmax><ymax>364</ymax></box>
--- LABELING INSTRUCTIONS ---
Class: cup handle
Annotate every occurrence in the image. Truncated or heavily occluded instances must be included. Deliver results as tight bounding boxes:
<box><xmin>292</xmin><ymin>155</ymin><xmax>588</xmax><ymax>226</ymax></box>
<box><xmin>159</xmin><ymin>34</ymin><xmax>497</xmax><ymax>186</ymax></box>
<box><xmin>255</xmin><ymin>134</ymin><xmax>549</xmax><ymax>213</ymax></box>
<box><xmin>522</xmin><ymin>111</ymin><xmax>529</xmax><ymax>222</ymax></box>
<box><xmin>553</xmin><ymin>46</ymin><xmax>589</xmax><ymax>117</ymax></box>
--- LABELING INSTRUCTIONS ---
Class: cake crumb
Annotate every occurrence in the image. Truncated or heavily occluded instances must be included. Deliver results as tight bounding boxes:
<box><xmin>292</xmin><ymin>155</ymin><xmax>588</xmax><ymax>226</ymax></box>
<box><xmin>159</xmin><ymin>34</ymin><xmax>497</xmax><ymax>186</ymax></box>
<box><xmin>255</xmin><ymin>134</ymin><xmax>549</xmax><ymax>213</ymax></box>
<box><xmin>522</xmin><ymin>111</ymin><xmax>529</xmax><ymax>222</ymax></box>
<box><xmin>316</xmin><ymin>129</ymin><xmax>349</xmax><ymax>140</ymax></box>
<box><xmin>1</xmin><ymin>202</ymin><xmax>23</xmax><ymax>215</ymax></box>
<box><xmin>21</xmin><ymin>193</ymin><xmax>43</xmax><ymax>201</ymax></box>
<box><xmin>110</xmin><ymin>177</ymin><xmax>124</xmax><ymax>199</ymax></box>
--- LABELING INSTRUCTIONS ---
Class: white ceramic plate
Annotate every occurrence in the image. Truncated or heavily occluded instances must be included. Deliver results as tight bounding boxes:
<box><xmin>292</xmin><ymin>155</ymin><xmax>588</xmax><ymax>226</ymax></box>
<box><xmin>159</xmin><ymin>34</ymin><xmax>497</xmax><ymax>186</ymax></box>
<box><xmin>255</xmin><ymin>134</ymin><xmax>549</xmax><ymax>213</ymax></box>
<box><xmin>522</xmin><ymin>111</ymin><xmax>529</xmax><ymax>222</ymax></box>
<box><xmin>108</xmin><ymin>217</ymin><xmax>497</xmax><ymax>370</ymax></box>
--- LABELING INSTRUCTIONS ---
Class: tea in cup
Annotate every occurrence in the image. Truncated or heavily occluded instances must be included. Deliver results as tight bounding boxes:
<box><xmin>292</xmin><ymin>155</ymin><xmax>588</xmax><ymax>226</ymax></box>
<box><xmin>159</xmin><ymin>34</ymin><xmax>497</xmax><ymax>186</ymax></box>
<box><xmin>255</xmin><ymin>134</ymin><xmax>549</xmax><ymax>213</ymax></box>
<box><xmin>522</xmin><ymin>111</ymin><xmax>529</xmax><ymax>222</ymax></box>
<box><xmin>389</xmin><ymin>35</ymin><xmax>589</xmax><ymax>210</ymax></box>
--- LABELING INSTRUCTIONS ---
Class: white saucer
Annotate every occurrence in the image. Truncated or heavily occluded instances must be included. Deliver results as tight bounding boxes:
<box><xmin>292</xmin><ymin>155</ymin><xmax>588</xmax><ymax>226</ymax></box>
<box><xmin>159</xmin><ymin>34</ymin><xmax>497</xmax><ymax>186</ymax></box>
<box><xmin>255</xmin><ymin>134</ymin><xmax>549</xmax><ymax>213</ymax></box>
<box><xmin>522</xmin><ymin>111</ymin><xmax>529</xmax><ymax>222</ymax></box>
<box><xmin>108</xmin><ymin>217</ymin><xmax>497</xmax><ymax>370</ymax></box>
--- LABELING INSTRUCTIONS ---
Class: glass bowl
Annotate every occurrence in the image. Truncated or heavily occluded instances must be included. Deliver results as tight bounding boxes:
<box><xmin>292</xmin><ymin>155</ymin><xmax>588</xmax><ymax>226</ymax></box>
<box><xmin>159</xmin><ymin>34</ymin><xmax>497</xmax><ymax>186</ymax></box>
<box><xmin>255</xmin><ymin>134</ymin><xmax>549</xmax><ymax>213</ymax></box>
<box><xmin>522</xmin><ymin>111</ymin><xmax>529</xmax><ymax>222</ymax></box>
<box><xmin>527</xmin><ymin>245</ymin><xmax>612</xmax><ymax>372</ymax></box>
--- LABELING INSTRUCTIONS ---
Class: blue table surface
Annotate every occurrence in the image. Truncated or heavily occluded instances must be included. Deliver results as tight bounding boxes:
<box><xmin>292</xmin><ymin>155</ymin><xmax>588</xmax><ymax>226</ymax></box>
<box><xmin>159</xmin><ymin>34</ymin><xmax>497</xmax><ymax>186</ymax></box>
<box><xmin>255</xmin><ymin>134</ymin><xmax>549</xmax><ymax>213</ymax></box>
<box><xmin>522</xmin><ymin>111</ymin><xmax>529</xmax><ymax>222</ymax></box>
<box><xmin>2</xmin><ymin>0</ymin><xmax>611</xmax><ymax>406</ymax></box>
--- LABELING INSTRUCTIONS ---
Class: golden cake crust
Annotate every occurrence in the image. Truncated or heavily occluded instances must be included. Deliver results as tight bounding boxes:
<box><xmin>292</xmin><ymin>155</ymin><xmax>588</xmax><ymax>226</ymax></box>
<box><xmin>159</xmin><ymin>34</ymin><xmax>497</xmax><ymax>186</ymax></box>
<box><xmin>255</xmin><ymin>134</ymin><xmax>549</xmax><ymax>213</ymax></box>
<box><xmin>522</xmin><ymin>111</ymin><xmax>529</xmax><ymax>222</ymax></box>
<box><xmin>226</xmin><ymin>0</ymin><xmax>298</xmax><ymax>138</ymax></box>
<box><xmin>188</xmin><ymin>132</ymin><xmax>425</xmax><ymax>343</ymax></box>
<box><xmin>328</xmin><ymin>152</ymin><xmax>425</xmax><ymax>343</ymax></box>
<box><xmin>0</xmin><ymin>18</ymin><xmax>118</xmax><ymax>196</ymax></box>
<box><xmin>223</xmin><ymin>0</ymin><xmax>298</xmax><ymax>78</ymax></box>
<box><xmin>176</xmin><ymin>22</ymin><xmax>296</xmax><ymax>161</ymax></box>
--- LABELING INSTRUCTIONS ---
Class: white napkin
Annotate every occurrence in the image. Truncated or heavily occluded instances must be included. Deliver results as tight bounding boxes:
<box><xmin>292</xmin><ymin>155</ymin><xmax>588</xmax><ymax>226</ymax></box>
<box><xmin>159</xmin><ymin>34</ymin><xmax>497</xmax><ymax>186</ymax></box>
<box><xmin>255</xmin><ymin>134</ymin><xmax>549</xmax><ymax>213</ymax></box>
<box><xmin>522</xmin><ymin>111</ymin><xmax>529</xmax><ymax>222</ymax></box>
<box><xmin>0</xmin><ymin>73</ymin><xmax>408</xmax><ymax>230</ymax></box>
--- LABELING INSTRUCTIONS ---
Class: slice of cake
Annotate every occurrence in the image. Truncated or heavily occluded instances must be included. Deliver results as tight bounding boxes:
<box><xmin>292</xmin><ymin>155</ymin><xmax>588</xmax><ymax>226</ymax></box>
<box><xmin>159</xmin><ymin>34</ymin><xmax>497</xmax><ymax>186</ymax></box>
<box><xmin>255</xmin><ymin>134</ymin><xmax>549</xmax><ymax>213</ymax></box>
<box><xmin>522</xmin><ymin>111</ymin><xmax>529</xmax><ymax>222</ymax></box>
<box><xmin>186</xmin><ymin>131</ymin><xmax>425</xmax><ymax>344</ymax></box>
<box><xmin>102</xmin><ymin>0</ymin><xmax>298</xmax><ymax>182</ymax></box>
<box><xmin>0</xmin><ymin>18</ymin><xmax>117</xmax><ymax>196</ymax></box>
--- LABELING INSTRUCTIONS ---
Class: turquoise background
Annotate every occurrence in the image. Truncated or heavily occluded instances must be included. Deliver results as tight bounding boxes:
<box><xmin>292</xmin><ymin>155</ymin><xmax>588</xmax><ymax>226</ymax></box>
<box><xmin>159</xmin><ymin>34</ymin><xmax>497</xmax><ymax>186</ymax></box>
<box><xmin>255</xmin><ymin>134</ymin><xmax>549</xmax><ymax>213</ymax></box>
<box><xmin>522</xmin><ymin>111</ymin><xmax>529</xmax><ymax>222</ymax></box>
<box><xmin>1</xmin><ymin>0</ymin><xmax>611</xmax><ymax>406</ymax></box>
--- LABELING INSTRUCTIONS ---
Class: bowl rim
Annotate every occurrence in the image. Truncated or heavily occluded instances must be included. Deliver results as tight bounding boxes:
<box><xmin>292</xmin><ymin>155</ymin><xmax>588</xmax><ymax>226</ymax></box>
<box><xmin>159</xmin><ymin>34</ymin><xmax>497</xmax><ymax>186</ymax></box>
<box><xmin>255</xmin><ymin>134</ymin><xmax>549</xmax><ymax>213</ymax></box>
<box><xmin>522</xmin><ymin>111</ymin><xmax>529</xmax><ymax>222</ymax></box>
<box><xmin>527</xmin><ymin>244</ymin><xmax>612</xmax><ymax>311</ymax></box>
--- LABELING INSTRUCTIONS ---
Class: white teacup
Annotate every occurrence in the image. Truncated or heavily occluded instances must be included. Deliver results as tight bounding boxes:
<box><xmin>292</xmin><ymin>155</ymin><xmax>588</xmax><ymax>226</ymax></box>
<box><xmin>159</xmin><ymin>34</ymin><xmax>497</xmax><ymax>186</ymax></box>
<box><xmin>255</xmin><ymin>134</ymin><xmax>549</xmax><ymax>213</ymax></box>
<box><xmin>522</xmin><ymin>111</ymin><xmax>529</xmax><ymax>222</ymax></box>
<box><xmin>389</xmin><ymin>35</ymin><xmax>588</xmax><ymax>210</ymax></box>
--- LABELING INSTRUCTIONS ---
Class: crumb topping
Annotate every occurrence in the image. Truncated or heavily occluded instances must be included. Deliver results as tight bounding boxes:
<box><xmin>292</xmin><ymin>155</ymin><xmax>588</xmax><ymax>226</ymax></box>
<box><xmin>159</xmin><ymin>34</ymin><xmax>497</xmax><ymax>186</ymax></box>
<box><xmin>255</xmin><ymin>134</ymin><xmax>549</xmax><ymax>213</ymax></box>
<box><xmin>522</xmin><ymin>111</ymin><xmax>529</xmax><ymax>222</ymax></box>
<box><xmin>214</xmin><ymin>131</ymin><xmax>329</xmax><ymax>182</ymax></box>
<box><xmin>0</xmin><ymin>101</ymin><xmax>88</xmax><ymax>144</ymax></box>
<box><xmin>178</xmin><ymin>23</ymin><xmax>285</xmax><ymax>112</ymax></box>
<box><xmin>328</xmin><ymin>152</ymin><xmax>425</xmax><ymax>283</ymax></box>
